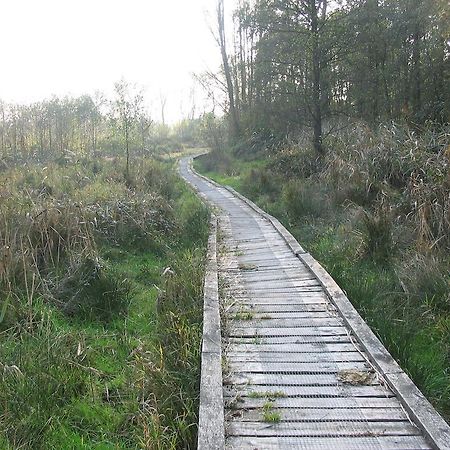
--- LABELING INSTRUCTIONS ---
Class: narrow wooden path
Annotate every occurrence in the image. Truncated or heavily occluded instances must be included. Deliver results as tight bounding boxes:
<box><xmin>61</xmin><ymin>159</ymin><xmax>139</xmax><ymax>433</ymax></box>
<box><xmin>179</xmin><ymin>156</ymin><xmax>450</xmax><ymax>450</ymax></box>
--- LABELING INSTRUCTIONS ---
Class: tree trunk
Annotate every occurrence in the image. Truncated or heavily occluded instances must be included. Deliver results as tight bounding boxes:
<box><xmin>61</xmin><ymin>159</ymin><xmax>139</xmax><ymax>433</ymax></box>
<box><xmin>218</xmin><ymin>0</ymin><xmax>240</xmax><ymax>139</ymax></box>
<box><xmin>411</xmin><ymin>27</ymin><xmax>422</xmax><ymax>118</ymax></box>
<box><xmin>125</xmin><ymin>121</ymin><xmax>130</xmax><ymax>178</ymax></box>
<box><xmin>310</xmin><ymin>0</ymin><xmax>323</xmax><ymax>155</ymax></box>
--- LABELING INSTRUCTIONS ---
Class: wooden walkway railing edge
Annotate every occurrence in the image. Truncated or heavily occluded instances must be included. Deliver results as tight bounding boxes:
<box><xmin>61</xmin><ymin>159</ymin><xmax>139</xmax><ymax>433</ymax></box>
<box><xmin>197</xmin><ymin>214</ymin><xmax>225</xmax><ymax>450</ymax></box>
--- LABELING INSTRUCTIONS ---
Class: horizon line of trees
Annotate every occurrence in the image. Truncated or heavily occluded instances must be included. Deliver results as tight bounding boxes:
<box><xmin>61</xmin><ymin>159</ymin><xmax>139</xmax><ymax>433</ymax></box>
<box><xmin>0</xmin><ymin>81</ymin><xmax>207</xmax><ymax>167</ymax></box>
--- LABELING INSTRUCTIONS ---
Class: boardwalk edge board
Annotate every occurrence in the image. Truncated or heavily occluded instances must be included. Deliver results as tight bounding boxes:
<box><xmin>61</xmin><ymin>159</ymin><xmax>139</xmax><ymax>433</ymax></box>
<box><xmin>187</xmin><ymin>155</ymin><xmax>450</xmax><ymax>450</ymax></box>
<box><xmin>197</xmin><ymin>215</ymin><xmax>225</xmax><ymax>450</ymax></box>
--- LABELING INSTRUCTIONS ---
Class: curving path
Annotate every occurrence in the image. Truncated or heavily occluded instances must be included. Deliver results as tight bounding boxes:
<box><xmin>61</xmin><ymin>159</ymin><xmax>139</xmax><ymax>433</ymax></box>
<box><xmin>179</xmin><ymin>156</ymin><xmax>450</xmax><ymax>450</ymax></box>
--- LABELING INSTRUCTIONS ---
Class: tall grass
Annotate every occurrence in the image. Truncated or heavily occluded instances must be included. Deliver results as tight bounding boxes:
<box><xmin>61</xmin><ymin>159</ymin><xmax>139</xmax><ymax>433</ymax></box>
<box><xmin>0</xmin><ymin>155</ymin><xmax>209</xmax><ymax>448</ymax></box>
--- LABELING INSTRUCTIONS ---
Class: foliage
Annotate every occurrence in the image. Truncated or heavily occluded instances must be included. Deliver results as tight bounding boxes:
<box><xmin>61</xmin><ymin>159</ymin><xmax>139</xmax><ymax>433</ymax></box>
<box><xmin>203</xmin><ymin>0</ymin><xmax>449</xmax><ymax>152</ymax></box>
<box><xmin>0</xmin><ymin>155</ymin><xmax>209</xmax><ymax>449</ymax></box>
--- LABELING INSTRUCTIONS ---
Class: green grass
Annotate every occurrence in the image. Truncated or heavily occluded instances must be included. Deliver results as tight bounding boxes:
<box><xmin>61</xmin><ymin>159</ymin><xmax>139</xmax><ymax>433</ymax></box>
<box><xmin>0</xmin><ymin>157</ymin><xmax>209</xmax><ymax>449</ymax></box>
<box><xmin>195</xmin><ymin>151</ymin><xmax>450</xmax><ymax>421</ymax></box>
<box><xmin>262</xmin><ymin>402</ymin><xmax>281</xmax><ymax>423</ymax></box>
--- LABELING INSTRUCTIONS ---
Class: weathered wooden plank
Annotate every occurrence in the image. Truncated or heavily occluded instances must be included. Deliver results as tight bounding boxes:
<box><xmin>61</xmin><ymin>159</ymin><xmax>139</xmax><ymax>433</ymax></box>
<box><xmin>241</xmin><ymin>279</ymin><xmax>321</xmax><ymax>288</ymax></box>
<box><xmin>228</xmin><ymin>326</ymin><xmax>348</xmax><ymax>337</ymax></box>
<box><xmin>229</xmin><ymin>311</ymin><xmax>335</xmax><ymax>319</ymax></box>
<box><xmin>227</xmin><ymin>351</ymin><xmax>365</xmax><ymax>363</ymax></box>
<box><xmin>226</xmin><ymin>420</ymin><xmax>422</xmax><ymax>437</ymax></box>
<box><xmin>224</xmin><ymin>394</ymin><xmax>403</xmax><ymax>409</ymax></box>
<box><xmin>229</xmin><ymin>292</ymin><xmax>329</xmax><ymax>300</ymax></box>
<box><xmin>228</xmin><ymin>407</ymin><xmax>407</xmax><ymax>422</ymax></box>
<box><xmin>224</xmin><ymin>372</ymin><xmax>377</xmax><ymax>386</ymax></box>
<box><xmin>227</xmin><ymin>304</ymin><xmax>332</xmax><ymax>313</ymax></box>
<box><xmin>229</xmin><ymin>299</ymin><xmax>329</xmax><ymax>306</ymax></box>
<box><xmin>226</xmin><ymin>342</ymin><xmax>358</xmax><ymax>353</ymax></box>
<box><xmin>197</xmin><ymin>216</ymin><xmax>225</xmax><ymax>450</ymax></box>
<box><xmin>226</xmin><ymin>435</ymin><xmax>431</xmax><ymax>450</ymax></box>
<box><xmin>226</xmin><ymin>335</ymin><xmax>353</xmax><ymax>345</ymax></box>
<box><xmin>226</xmin><ymin>361</ymin><xmax>370</xmax><ymax>373</ymax></box>
<box><xmin>228</xmin><ymin>318</ymin><xmax>343</xmax><ymax>328</ymax></box>
<box><xmin>224</xmin><ymin>384</ymin><xmax>392</xmax><ymax>399</ymax></box>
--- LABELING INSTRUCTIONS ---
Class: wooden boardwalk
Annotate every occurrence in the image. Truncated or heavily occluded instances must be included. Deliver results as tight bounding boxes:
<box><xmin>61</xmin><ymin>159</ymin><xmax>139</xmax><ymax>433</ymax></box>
<box><xmin>179</xmin><ymin>157</ymin><xmax>450</xmax><ymax>450</ymax></box>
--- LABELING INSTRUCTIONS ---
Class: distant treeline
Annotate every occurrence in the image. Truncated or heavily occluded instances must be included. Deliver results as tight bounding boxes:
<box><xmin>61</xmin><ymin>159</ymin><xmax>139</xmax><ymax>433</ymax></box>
<box><xmin>213</xmin><ymin>0</ymin><xmax>448</xmax><ymax>150</ymax></box>
<box><xmin>0</xmin><ymin>82</ymin><xmax>209</xmax><ymax>165</ymax></box>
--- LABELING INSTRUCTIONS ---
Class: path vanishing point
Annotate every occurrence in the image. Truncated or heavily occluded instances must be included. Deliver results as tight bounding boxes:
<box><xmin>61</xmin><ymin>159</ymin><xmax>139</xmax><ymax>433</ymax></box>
<box><xmin>180</xmin><ymin>156</ymin><xmax>450</xmax><ymax>450</ymax></box>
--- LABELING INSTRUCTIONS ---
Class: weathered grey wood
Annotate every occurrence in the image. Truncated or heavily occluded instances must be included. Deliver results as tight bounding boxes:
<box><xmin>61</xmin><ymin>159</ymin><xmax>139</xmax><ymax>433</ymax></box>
<box><xmin>229</xmin><ymin>407</ymin><xmax>407</xmax><ymax>422</ymax></box>
<box><xmin>224</xmin><ymin>384</ymin><xmax>392</xmax><ymax>399</ymax></box>
<box><xmin>228</xmin><ymin>326</ymin><xmax>348</xmax><ymax>337</ymax></box>
<box><xmin>180</xmin><ymin>157</ymin><xmax>449</xmax><ymax>450</ymax></box>
<box><xmin>226</xmin><ymin>342</ymin><xmax>358</xmax><ymax>353</ymax></box>
<box><xmin>230</xmin><ymin>311</ymin><xmax>335</xmax><ymax>319</ymax></box>
<box><xmin>226</xmin><ymin>436</ymin><xmax>432</xmax><ymax>449</ymax></box>
<box><xmin>226</xmin><ymin>421</ymin><xmax>422</xmax><ymax>437</ymax></box>
<box><xmin>197</xmin><ymin>216</ymin><xmax>225</xmax><ymax>450</ymax></box>
<box><xmin>224</xmin><ymin>394</ymin><xmax>404</xmax><ymax>409</ymax></box>
<box><xmin>227</xmin><ymin>361</ymin><xmax>371</xmax><ymax>373</ymax></box>
<box><xmin>224</xmin><ymin>372</ymin><xmax>376</xmax><ymax>386</ymax></box>
<box><xmin>227</xmin><ymin>305</ymin><xmax>333</xmax><ymax>313</ymax></box>
<box><xmin>229</xmin><ymin>318</ymin><xmax>343</xmax><ymax>328</ymax></box>
<box><xmin>227</xmin><ymin>350</ymin><xmax>365</xmax><ymax>363</ymax></box>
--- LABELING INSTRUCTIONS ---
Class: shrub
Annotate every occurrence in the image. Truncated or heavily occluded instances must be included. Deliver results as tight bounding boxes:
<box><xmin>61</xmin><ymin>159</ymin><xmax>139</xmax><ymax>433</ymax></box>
<box><xmin>197</xmin><ymin>151</ymin><xmax>234</xmax><ymax>176</ymax></box>
<box><xmin>94</xmin><ymin>195</ymin><xmax>175</xmax><ymax>253</ymax></box>
<box><xmin>57</xmin><ymin>258</ymin><xmax>132</xmax><ymax>322</ymax></box>
<box><xmin>268</xmin><ymin>145</ymin><xmax>323</xmax><ymax>179</ymax></box>
<box><xmin>176</xmin><ymin>192</ymin><xmax>210</xmax><ymax>246</ymax></box>
<box><xmin>360</xmin><ymin>205</ymin><xmax>393</xmax><ymax>262</ymax></box>
<box><xmin>241</xmin><ymin>168</ymin><xmax>280</xmax><ymax>199</ymax></box>
<box><xmin>282</xmin><ymin>179</ymin><xmax>329</xmax><ymax>219</ymax></box>
<box><xmin>399</xmin><ymin>254</ymin><xmax>450</xmax><ymax>314</ymax></box>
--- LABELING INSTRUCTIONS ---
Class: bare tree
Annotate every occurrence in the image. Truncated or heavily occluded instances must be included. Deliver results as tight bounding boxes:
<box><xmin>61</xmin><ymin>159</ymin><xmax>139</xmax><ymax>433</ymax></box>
<box><xmin>216</xmin><ymin>0</ymin><xmax>240</xmax><ymax>138</ymax></box>
<box><xmin>112</xmin><ymin>80</ymin><xmax>143</xmax><ymax>179</ymax></box>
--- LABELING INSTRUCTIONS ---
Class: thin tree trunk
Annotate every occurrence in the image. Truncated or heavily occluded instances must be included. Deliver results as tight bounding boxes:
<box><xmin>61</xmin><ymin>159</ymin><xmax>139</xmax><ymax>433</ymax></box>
<box><xmin>125</xmin><ymin>121</ymin><xmax>130</xmax><ymax>178</ymax></box>
<box><xmin>218</xmin><ymin>0</ymin><xmax>240</xmax><ymax>138</ymax></box>
<box><xmin>310</xmin><ymin>0</ymin><xmax>323</xmax><ymax>155</ymax></box>
<box><xmin>411</xmin><ymin>27</ymin><xmax>422</xmax><ymax>118</ymax></box>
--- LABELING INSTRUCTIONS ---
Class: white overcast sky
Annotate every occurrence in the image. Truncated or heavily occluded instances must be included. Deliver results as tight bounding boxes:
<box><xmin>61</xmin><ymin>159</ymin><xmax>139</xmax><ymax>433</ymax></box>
<box><xmin>0</xmin><ymin>0</ymin><xmax>237</xmax><ymax>123</ymax></box>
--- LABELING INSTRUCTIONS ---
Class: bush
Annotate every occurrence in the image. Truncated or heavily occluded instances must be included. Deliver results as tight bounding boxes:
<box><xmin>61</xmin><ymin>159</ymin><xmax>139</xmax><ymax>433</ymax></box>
<box><xmin>197</xmin><ymin>151</ymin><xmax>234</xmax><ymax>176</ymax></box>
<box><xmin>268</xmin><ymin>145</ymin><xmax>323</xmax><ymax>179</ymax></box>
<box><xmin>399</xmin><ymin>254</ymin><xmax>450</xmax><ymax>314</ymax></box>
<box><xmin>241</xmin><ymin>167</ymin><xmax>280</xmax><ymax>199</ymax></box>
<box><xmin>360</xmin><ymin>206</ymin><xmax>393</xmax><ymax>262</ymax></box>
<box><xmin>282</xmin><ymin>179</ymin><xmax>329</xmax><ymax>219</ymax></box>
<box><xmin>57</xmin><ymin>258</ymin><xmax>132</xmax><ymax>322</ymax></box>
<box><xmin>176</xmin><ymin>192</ymin><xmax>210</xmax><ymax>246</ymax></box>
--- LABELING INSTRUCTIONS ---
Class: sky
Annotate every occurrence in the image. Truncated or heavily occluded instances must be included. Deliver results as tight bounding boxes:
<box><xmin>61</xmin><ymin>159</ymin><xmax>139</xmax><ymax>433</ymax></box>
<box><xmin>0</xmin><ymin>0</ymin><xmax>236</xmax><ymax>123</ymax></box>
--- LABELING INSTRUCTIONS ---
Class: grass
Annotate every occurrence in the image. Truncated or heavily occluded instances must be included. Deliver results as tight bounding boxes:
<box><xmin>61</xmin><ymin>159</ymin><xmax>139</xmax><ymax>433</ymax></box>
<box><xmin>195</xmin><ymin>125</ymin><xmax>450</xmax><ymax>422</ymax></box>
<box><xmin>262</xmin><ymin>402</ymin><xmax>281</xmax><ymax>423</ymax></box>
<box><xmin>232</xmin><ymin>311</ymin><xmax>254</xmax><ymax>321</ymax></box>
<box><xmin>248</xmin><ymin>391</ymin><xmax>286</xmax><ymax>399</ymax></box>
<box><xmin>0</xmin><ymin>155</ymin><xmax>209</xmax><ymax>449</ymax></box>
